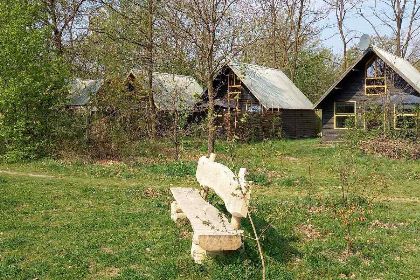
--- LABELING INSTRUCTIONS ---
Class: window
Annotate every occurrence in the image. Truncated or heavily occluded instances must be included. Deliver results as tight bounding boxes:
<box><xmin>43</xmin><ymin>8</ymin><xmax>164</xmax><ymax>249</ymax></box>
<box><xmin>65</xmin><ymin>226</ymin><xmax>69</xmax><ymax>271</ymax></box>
<box><xmin>362</xmin><ymin>103</ymin><xmax>384</xmax><ymax>130</ymax></box>
<box><xmin>365</xmin><ymin>58</ymin><xmax>386</xmax><ymax>95</ymax></box>
<box><xmin>334</xmin><ymin>101</ymin><xmax>356</xmax><ymax>129</ymax></box>
<box><xmin>247</xmin><ymin>104</ymin><xmax>261</xmax><ymax>113</ymax></box>
<box><xmin>394</xmin><ymin>104</ymin><xmax>419</xmax><ymax>130</ymax></box>
<box><xmin>228</xmin><ymin>72</ymin><xmax>241</xmax><ymax>88</ymax></box>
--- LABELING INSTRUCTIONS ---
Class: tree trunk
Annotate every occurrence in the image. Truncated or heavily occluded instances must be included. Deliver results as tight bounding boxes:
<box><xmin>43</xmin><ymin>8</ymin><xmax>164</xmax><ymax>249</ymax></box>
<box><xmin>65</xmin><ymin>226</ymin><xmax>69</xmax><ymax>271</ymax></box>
<box><xmin>342</xmin><ymin>43</ymin><xmax>347</xmax><ymax>70</ymax></box>
<box><xmin>173</xmin><ymin>109</ymin><xmax>180</xmax><ymax>160</ymax></box>
<box><xmin>207</xmin><ymin>77</ymin><xmax>216</xmax><ymax>154</ymax></box>
<box><xmin>395</xmin><ymin>0</ymin><xmax>402</xmax><ymax>56</ymax></box>
<box><xmin>53</xmin><ymin>29</ymin><xmax>63</xmax><ymax>55</ymax></box>
<box><xmin>147</xmin><ymin>0</ymin><xmax>157</xmax><ymax>138</ymax></box>
<box><xmin>270</xmin><ymin>0</ymin><xmax>278</xmax><ymax>67</ymax></box>
<box><xmin>290</xmin><ymin>0</ymin><xmax>305</xmax><ymax>81</ymax></box>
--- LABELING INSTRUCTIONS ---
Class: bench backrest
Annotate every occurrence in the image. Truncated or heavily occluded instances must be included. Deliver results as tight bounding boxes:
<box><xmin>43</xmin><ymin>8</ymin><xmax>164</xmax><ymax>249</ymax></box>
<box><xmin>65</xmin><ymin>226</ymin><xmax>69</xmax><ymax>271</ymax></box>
<box><xmin>196</xmin><ymin>154</ymin><xmax>250</xmax><ymax>218</ymax></box>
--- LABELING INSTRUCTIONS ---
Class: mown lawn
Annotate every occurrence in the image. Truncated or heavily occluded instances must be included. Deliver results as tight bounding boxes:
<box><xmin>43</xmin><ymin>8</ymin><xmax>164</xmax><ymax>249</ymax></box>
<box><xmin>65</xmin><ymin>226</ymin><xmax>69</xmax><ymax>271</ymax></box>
<box><xmin>0</xmin><ymin>139</ymin><xmax>419</xmax><ymax>279</ymax></box>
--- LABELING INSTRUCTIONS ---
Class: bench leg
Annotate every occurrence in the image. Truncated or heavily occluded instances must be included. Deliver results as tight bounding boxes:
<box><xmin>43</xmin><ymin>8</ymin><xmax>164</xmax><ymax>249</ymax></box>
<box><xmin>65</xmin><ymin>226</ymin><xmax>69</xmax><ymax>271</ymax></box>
<box><xmin>170</xmin><ymin>201</ymin><xmax>186</xmax><ymax>222</ymax></box>
<box><xmin>191</xmin><ymin>235</ymin><xmax>207</xmax><ymax>264</ymax></box>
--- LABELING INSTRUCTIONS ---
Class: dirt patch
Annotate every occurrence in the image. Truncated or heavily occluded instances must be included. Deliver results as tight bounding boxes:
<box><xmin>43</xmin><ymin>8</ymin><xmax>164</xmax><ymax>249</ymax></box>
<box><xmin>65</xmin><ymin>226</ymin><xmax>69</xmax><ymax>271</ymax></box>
<box><xmin>296</xmin><ymin>224</ymin><xmax>321</xmax><ymax>241</ymax></box>
<box><xmin>179</xmin><ymin>230</ymin><xmax>192</xmax><ymax>239</ymax></box>
<box><xmin>338</xmin><ymin>273</ymin><xmax>356</xmax><ymax>279</ymax></box>
<box><xmin>0</xmin><ymin>170</ymin><xmax>56</xmax><ymax>179</ymax></box>
<box><xmin>97</xmin><ymin>267</ymin><xmax>120</xmax><ymax>278</ymax></box>
<box><xmin>281</xmin><ymin>155</ymin><xmax>299</xmax><ymax>161</ymax></box>
<box><xmin>360</xmin><ymin>137</ymin><xmax>419</xmax><ymax>160</ymax></box>
<box><xmin>97</xmin><ymin>160</ymin><xmax>123</xmax><ymax>166</ymax></box>
<box><xmin>308</xmin><ymin>206</ymin><xmax>326</xmax><ymax>215</ymax></box>
<box><xmin>142</xmin><ymin>187</ymin><xmax>161</xmax><ymax>198</ymax></box>
<box><xmin>101</xmin><ymin>247</ymin><xmax>114</xmax><ymax>254</ymax></box>
<box><xmin>369</xmin><ymin>220</ymin><xmax>406</xmax><ymax>229</ymax></box>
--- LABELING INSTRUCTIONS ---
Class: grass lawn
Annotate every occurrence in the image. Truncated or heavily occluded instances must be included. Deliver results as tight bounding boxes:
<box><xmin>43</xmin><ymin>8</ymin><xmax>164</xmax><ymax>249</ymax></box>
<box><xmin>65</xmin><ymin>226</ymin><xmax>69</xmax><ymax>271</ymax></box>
<box><xmin>0</xmin><ymin>139</ymin><xmax>419</xmax><ymax>279</ymax></box>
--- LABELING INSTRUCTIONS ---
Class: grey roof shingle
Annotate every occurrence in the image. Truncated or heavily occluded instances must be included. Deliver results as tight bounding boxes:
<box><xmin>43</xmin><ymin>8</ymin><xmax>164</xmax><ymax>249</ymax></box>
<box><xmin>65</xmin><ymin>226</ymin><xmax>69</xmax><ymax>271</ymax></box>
<box><xmin>68</xmin><ymin>79</ymin><xmax>103</xmax><ymax>106</ymax></box>
<box><xmin>129</xmin><ymin>70</ymin><xmax>203</xmax><ymax>111</ymax></box>
<box><xmin>373</xmin><ymin>46</ymin><xmax>420</xmax><ymax>93</ymax></box>
<box><xmin>228</xmin><ymin>63</ymin><xmax>314</xmax><ymax>110</ymax></box>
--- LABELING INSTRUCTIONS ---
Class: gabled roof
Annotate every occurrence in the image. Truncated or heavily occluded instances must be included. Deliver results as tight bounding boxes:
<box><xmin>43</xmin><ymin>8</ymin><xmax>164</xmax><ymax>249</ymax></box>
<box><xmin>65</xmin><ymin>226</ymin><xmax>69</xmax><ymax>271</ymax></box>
<box><xmin>129</xmin><ymin>69</ymin><xmax>203</xmax><ymax>111</ymax></box>
<box><xmin>373</xmin><ymin>46</ymin><xmax>420</xmax><ymax>93</ymax></box>
<box><xmin>68</xmin><ymin>79</ymin><xmax>103</xmax><ymax>106</ymax></box>
<box><xmin>314</xmin><ymin>46</ymin><xmax>420</xmax><ymax>108</ymax></box>
<box><xmin>228</xmin><ymin>63</ymin><xmax>313</xmax><ymax>110</ymax></box>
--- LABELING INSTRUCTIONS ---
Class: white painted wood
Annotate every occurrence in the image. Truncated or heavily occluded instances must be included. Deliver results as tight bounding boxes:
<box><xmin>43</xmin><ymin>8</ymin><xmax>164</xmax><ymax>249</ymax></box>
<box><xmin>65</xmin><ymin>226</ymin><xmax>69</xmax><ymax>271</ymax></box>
<box><xmin>196</xmin><ymin>156</ymin><xmax>250</xmax><ymax>218</ymax></box>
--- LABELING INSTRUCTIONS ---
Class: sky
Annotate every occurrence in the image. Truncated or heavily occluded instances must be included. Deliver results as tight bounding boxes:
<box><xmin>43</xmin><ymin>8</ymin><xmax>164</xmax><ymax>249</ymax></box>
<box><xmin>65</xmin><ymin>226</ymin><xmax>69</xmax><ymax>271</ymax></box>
<box><xmin>319</xmin><ymin>0</ymin><xmax>419</xmax><ymax>56</ymax></box>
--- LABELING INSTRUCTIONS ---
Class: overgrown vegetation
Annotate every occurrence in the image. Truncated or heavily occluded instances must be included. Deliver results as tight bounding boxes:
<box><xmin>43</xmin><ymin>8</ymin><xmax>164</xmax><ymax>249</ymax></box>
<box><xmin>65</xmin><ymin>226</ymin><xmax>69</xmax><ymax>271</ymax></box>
<box><xmin>0</xmin><ymin>0</ymin><xmax>69</xmax><ymax>161</ymax></box>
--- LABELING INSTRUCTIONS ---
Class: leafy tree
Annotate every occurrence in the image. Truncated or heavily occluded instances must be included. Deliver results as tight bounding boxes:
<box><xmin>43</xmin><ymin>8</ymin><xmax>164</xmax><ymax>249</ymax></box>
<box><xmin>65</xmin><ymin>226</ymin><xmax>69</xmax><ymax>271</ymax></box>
<box><xmin>0</xmin><ymin>0</ymin><xmax>68</xmax><ymax>160</ymax></box>
<box><xmin>294</xmin><ymin>47</ymin><xmax>339</xmax><ymax>102</ymax></box>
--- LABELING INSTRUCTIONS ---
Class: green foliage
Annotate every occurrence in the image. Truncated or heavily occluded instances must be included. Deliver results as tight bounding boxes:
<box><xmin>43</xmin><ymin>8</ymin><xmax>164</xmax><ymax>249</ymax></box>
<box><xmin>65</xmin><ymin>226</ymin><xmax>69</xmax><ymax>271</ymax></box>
<box><xmin>294</xmin><ymin>47</ymin><xmax>338</xmax><ymax>103</ymax></box>
<box><xmin>248</xmin><ymin>172</ymin><xmax>270</xmax><ymax>186</ymax></box>
<box><xmin>0</xmin><ymin>0</ymin><xmax>68</xmax><ymax>160</ymax></box>
<box><xmin>147</xmin><ymin>161</ymin><xmax>196</xmax><ymax>177</ymax></box>
<box><xmin>86</xmin><ymin>75</ymin><xmax>150</xmax><ymax>159</ymax></box>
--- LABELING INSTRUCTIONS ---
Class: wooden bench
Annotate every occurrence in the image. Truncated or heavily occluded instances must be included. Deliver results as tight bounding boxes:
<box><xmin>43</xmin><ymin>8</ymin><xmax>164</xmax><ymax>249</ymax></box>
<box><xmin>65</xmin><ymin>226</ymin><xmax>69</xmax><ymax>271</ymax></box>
<box><xmin>170</xmin><ymin>153</ymin><xmax>250</xmax><ymax>263</ymax></box>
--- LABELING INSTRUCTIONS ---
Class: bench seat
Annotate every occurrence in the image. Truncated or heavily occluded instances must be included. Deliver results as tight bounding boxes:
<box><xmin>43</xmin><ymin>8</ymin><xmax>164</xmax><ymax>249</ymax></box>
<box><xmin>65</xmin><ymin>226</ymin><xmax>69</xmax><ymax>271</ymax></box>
<box><xmin>170</xmin><ymin>187</ymin><xmax>242</xmax><ymax>251</ymax></box>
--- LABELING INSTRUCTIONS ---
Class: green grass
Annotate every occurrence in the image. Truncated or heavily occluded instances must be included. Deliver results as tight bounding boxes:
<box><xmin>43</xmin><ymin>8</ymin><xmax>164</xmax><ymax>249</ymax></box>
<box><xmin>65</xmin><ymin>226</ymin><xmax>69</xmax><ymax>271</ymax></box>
<box><xmin>0</xmin><ymin>139</ymin><xmax>419</xmax><ymax>279</ymax></box>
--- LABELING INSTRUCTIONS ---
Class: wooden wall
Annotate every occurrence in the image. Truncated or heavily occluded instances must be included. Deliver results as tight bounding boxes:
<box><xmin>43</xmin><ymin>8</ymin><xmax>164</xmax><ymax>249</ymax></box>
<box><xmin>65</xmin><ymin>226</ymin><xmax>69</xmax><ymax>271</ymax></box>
<box><xmin>319</xmin><ymin>52</ymin><xmax>419</xmax><ymax>141</ymax></box>
<box><xmin>212</xmin><ymin>66</ymin><xmax>318</xmax><ymax>139</ymax></box>
<box><xmin>217</xmin><ymin>109</ymin><xmax>318</xmax><ymax>140</ymax></box>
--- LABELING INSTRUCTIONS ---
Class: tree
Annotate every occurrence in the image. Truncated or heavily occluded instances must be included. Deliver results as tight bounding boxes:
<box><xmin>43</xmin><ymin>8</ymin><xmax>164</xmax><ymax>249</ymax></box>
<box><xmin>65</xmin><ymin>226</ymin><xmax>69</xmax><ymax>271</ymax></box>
<box><xmin>0</xmin><ymin>0</ymin><xmax>68</xmax><ymax>160</ymax></box>
<box><xmin>80</xmin><ymin>0</ymin><xmax>160</xmax><ymax>138</ymax></box>
<box><xmin>359</xmin><ymin>0</ymin><xmax>420</xmax><ymax>58</ymax></box>
<box><xmin>166</xmin><ymin>0</ymin><xmax>254</xmax><ymax>154</ymax></box>
<box><xmin>42</xmin><ymin>0</ymin><xmax>93</xmax><ymax>55</ymax></box>
<box><xmin>294</xmin><ymin>47</ymin><xmax>338</xmax><ymax>102</ymax></box>
<box><xmin>324</xmin><ymin>0</ymin><xmax>360</xmax><ymax>69</ymax></box>
<box><xmin>249</xmin><ymin>0</ymin><xmax>327</xmax><ymax>80</ymax></box>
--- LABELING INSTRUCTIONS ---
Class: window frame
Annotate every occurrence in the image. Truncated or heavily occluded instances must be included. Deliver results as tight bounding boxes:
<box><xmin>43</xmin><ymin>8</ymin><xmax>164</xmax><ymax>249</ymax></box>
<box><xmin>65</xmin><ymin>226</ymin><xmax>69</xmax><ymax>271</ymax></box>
<box><xmin>393</xmin><ymin>104</ymin><xmax>419</xmax><ymax>130</ymax></box>
<box><xmin>334</xmin><ymin>101</ymin><xmax>357</xmax><ymax>130</ymax></box>
<box><xmin>365</xmin><ymin>57</ymin><xmax>387</xmax><ymax>96</ymax></box>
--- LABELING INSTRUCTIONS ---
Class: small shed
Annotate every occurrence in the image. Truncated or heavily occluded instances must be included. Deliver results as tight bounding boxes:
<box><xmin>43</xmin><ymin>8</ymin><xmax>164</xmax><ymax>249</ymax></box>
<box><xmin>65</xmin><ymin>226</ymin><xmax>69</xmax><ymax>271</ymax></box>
<box><xmin>314</xmin><ymin>46</ymin><xmax>420</xmax><ymax>141</ymax></box>
<box><xmin>204</xmin><ymin>63</ymin><xmax>317</xmax><ymax>138</ymax></box>
<box><xmin>67</xmin><ymin>78</ymin><xmax>103</xmax><ymax>109</ymax></box>
<box><xmin>127</xmin><ymin>69</ymin><xmax>203</xmax><ymax>111</ymax></box>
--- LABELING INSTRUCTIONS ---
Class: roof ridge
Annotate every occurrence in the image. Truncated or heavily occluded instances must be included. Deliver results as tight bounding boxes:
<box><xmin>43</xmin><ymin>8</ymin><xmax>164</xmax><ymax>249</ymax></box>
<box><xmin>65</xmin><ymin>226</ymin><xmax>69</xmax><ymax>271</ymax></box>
<box><xmin>153</xmin><ymin>72</ymin><xmax>195</xmax><ymax>79</ymax></box>
<box><xmin>230</xmin><ymin>62</ymin><xmax>285</xmax><ymax>72</ymax></box>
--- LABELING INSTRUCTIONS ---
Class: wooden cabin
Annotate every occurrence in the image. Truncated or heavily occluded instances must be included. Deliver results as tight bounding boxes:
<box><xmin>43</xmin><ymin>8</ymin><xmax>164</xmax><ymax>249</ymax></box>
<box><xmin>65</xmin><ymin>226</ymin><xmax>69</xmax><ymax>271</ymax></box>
<box><xmin>314</xmin><ymin>46</ymin><xmax>420</xmax><ymax>141</ymax></box>
<box><xmin>203</xmin><ymin>63</ymin><xmax>317</xmax><ymax>139</ymax></box>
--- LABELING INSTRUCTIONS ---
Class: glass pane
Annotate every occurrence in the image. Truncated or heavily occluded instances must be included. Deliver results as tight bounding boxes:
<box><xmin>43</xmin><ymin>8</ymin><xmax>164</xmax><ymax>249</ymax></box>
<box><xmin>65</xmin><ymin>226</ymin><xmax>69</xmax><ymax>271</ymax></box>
<box><xmin>336</xmin><ymin>116</ymin><xmax>355</xmax><ymax>128</ymax></box>
<box><xmin>366</xmin><ymin>63</ymin><xmax>375</xmax><ymax>78</ymax></box>
<box><xmin>366</xmin><ymin>87</ymin><xmax>386</xmax><ymax>95</ymax></box>
<box><xmin>335</xmin><ymin>102</ymin><xmax>355</xmax><ymax>114</ymax></box>
<box><xmin>395</xmin><ymin>116</ymin><xmax>417</xmax><ymax>129</ymax></box>
<box><xmin>366</xmin><ymin>58</ymin><xmax>386</xmax><ymax>78</ymax></box>
<box><xmin>247</xmin><ymin>104</ymin><xmax>261</xmax><ymax>113</ymax></box>
<box><xmin>395</xmin><ymin>105</ymin><xmax>419</xmax><ymax>114</ymax></box>
<box><xmin>366</xmin><ymin>78</ymin><xmax>385</xmax><ymax>86</ymax></box>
